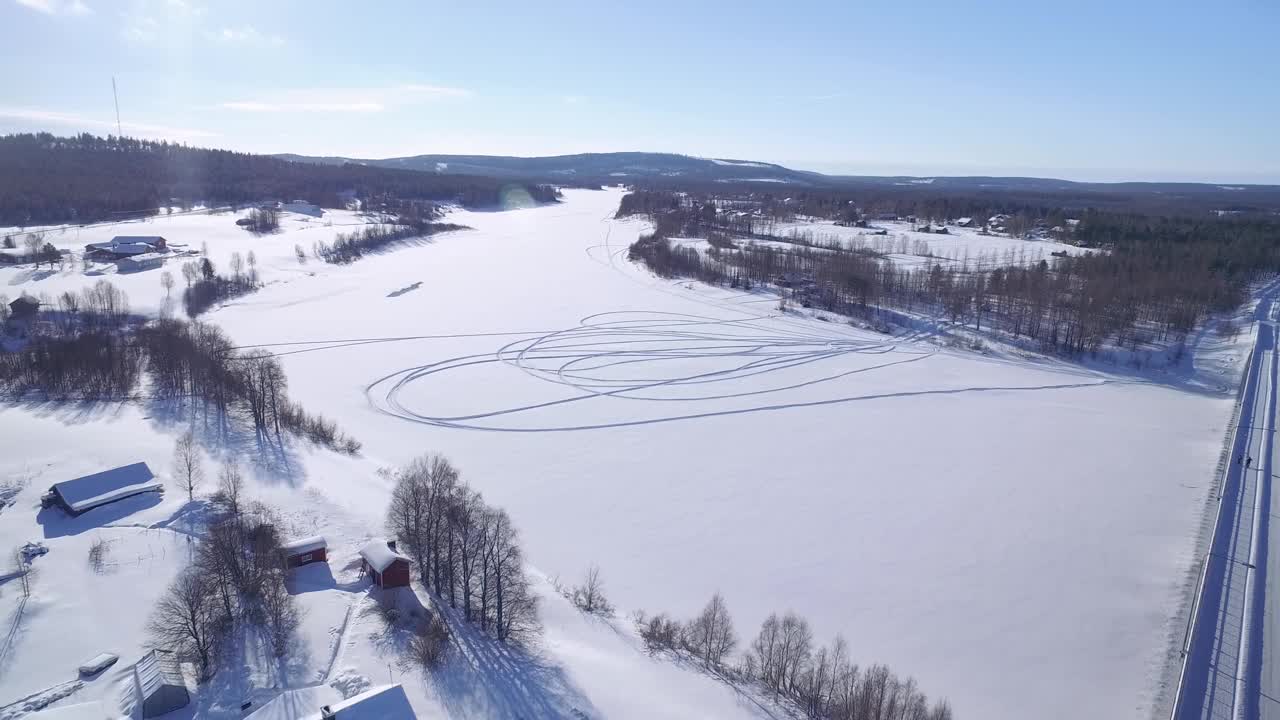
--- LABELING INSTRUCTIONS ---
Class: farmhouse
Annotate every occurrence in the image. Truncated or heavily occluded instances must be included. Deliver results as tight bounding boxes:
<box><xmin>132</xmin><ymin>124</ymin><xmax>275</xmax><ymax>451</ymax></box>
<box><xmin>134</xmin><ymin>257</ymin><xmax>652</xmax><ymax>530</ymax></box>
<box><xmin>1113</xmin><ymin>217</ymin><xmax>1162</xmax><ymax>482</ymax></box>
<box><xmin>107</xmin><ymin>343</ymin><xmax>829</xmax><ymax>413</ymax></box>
<box><xmin>41</xmin><ymin>462</ymin><xmax>162</xmax><ymax>515</ymax></box>
<box><xmin>282</xmin><ymin>535</ymin><xmax>327</xmax><ymax>567</ymax></box>
<box><xmin>133</xmin><ymin>649</ymin><xmax>190</xmax><ymax>718</ymax></box>
<box><xmin>358</xmin><ymin>539</ymin><xmax>410</xmax><ymax>589</ymax></box>
<box><xmin>84</xmin><ymin>236</ymin><xmax>168</xmax><ymax>261</ymax></box>
<box><xmin>317</xmin><ymin>683</ymin><xmax>416</xmax><ymax>719</ymax></box>
<box><xmin>281</xmin><ymin>200</ymin><xmax>324</xmax><ymax>218</ymax></box>
<box><xmin>116</xmin><ymin>252</ymin><xmax>166</xmax><ymax>273</ymax></box>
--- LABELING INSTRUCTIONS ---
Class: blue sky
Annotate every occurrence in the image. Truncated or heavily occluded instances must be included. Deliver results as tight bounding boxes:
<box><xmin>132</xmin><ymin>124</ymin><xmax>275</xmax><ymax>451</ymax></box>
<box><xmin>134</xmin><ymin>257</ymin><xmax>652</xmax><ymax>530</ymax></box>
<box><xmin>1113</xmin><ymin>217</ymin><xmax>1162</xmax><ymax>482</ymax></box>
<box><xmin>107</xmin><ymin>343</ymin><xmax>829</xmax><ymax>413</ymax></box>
<box><xmin>1</xmin><ymin>0</ymin><xmax>1277</xmax><ymax>183</ymax></box>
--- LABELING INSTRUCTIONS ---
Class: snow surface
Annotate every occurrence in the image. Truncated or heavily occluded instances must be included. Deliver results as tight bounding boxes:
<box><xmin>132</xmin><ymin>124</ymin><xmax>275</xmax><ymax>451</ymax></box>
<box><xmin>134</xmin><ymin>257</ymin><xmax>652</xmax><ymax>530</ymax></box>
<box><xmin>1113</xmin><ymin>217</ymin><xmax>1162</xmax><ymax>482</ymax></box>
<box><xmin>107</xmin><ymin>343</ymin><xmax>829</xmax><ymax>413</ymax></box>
<box><xmin>0</xmin><ymin>188</ymin><xmax>1253</xmax><ymax>720</ymax></box>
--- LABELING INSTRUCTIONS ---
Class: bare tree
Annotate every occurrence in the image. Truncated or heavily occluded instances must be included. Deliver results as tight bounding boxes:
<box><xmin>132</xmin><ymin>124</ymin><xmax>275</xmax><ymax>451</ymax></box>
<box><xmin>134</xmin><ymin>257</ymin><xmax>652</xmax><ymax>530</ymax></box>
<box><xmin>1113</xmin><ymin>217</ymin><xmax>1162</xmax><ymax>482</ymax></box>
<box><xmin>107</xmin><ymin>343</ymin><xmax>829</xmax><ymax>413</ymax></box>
<box><xmin>161</xmin><ymin>270</ymin><xmax>175</xmax><ymax>298</ymax></box>
<box><xmin>573</xmin><ymin>564</ymin><xmax>611</xmax><ymax>614</ymax></box>
<box><xmin>257</xmin><ymin>569</ymin><xmax>300</xmax><ymax>657</ymax></box>
<box><xmin>149</xmin><ymin>566</ymin><xmax>221</xmax><ymax>680</ymax></box>
<box><xmin>216</xmin><ymin>460</ymin><xmax>244</xmax><ymax>517</ymax></box>
<box><xmin>684</xmin><ymin>592</ymin><xmax>737</xmax><ymax>667</ymax></box>
<box><xmin>181</xmin><ymin>261</ymin><xmax>198</xmax><ymax>288</ymax></box>
<box><xmin>173</xmin><ymin>430</ymin><xmax>204</xmax><ymax>502</ymax></box>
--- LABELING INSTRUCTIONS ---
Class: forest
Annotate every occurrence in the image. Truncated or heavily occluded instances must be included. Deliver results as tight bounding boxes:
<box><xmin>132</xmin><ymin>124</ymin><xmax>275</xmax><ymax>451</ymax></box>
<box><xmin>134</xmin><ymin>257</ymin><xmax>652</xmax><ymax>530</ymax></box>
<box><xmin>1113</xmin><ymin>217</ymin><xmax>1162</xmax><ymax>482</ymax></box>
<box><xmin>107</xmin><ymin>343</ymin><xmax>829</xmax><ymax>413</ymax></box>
<box><xmin>623</xmin><ymin>192</ymin><xmax>1280</xmax><ymax>357</ymax></box>
<box><xmin>0</xmin><ymin>133</ymin><xmax>560</xmax><ymax>226</ymax></box>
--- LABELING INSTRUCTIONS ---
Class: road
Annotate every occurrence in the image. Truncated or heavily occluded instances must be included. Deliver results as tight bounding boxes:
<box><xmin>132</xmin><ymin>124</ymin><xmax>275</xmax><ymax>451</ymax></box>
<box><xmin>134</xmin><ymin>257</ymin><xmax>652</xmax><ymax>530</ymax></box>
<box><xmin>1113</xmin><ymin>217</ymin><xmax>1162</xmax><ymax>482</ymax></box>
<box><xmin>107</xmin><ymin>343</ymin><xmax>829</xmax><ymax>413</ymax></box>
<box><xmin>1174</xmin><ymin>296</ymin><xmax>1277</xmax><ymax>720</ymax></box>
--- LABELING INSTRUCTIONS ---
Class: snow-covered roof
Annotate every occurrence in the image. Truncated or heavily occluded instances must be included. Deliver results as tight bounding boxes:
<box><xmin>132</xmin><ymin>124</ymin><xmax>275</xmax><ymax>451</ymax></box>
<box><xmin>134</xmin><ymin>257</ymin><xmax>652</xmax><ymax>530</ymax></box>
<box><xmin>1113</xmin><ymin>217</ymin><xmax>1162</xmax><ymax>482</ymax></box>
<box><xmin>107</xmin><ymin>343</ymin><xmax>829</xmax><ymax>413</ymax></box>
<box><xmin>51</xmin><ymin>462</ymin><xmax>160</xmax><ymax>514</ymax></box>
<box><xmin>247</xmin><ymin>685</ymin><xmax>341</xmax><ymax>720</ymax></box>
<box><xmin>314</xmin><ymin>684</ymin><xmax>415</xmax><ymax>719</ymax></box>
<box><xmin>282</xmin><ymin>535</ymin><xmax>326</xmax><ymax>554</ymax></box>
<box><xmin>78</xmin><ymin>652</ymin><xmax>119</xmax><ymax>674</ymax></box>
<box><xmin>117</xmin><ymin>252</ymin><xmax>167</xmax><ymax>265</ymax></box>
<box><xmin>134</xmin><ymin>649</ymin><xmax>184</xmax><ymax>697</ymax></box>
<box><xmin>358</xmin><ymin>539</ymin><xmax>408</xmax><ymax>573</ymax></box>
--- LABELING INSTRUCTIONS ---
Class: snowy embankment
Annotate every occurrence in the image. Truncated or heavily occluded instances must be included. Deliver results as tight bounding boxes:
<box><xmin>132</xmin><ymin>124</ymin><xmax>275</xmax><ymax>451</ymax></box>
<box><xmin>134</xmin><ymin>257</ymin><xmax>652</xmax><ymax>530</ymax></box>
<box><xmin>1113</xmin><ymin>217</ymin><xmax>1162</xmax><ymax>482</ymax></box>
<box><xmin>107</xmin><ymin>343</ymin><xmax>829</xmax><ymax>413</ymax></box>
<box><xmin>0</xmin><ymin>189</ymin><xmax>1255</xmax><ymax>719</ymax></box>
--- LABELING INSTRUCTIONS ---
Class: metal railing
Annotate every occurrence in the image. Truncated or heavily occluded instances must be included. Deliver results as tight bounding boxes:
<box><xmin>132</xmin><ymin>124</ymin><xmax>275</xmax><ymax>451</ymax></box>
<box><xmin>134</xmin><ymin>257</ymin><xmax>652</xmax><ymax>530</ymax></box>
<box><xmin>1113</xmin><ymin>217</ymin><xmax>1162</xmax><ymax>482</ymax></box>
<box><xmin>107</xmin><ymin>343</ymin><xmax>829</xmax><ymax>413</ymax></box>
<box><xmin>1169</xmin><ymin>333</ymin><xmax>1261</xmax><ymax>718</ymax></box>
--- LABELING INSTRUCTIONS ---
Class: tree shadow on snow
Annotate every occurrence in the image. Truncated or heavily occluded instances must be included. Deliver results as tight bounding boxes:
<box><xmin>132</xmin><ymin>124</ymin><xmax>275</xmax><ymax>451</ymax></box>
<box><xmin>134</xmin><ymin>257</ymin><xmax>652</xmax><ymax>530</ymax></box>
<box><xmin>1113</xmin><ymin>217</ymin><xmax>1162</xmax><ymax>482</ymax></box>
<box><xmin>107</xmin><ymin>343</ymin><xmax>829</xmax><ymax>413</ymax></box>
<box><xmin>142</xmin><ymin>398</ymin><xmax>311</xmax><ymax>488</ymax></box>
<box><xmin>429</xmin><ymin>603</ymin><xmax>599</xmax><ymax>720</ymax></box>
<box><xmin>36</xmin><ymin>491</ymin><xmax>163</xmax><ymax>538</ymax></box>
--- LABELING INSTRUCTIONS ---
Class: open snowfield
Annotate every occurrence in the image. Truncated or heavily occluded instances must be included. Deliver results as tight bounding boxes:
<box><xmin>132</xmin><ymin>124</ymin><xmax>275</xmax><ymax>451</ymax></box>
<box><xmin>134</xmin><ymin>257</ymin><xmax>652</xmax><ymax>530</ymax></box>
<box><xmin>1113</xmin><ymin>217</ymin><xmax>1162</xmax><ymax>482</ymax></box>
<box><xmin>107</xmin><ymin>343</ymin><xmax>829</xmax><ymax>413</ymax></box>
<box><xmin>766</xmin><ymin>218</ymin><xmax>1090</xmax><ymax>268</ymax></box>
<box><xmin>0</xmin><ymin>188</ymin><xmax>1253</xmax><ymax>719</ymax></box>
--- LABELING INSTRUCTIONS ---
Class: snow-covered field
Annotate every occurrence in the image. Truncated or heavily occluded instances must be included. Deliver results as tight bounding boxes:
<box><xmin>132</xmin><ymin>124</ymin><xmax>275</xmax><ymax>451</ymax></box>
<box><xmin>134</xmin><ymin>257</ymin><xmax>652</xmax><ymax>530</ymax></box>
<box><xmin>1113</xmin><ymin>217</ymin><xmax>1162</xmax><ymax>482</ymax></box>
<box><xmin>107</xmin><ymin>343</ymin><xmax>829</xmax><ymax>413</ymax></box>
<box><xmin>764</xmin><ymin>218</ymin><xmax>1090</xmax><ymax>268</ymax></box>
<box><xmin>0</xmin><ymin>188</ymin><xmax>1252</xmax><ymax>719</ymax></box>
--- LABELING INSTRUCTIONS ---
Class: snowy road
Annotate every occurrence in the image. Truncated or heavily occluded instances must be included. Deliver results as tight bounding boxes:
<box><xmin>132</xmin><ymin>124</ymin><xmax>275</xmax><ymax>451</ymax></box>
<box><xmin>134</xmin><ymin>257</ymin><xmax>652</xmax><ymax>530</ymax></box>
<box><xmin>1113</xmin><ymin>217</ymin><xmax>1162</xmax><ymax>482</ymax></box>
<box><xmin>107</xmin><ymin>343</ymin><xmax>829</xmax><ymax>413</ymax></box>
<box><xmin>1174</xmin><ymin>295</ymin><xmax>1277</xmax><ymax>720</ymax></box>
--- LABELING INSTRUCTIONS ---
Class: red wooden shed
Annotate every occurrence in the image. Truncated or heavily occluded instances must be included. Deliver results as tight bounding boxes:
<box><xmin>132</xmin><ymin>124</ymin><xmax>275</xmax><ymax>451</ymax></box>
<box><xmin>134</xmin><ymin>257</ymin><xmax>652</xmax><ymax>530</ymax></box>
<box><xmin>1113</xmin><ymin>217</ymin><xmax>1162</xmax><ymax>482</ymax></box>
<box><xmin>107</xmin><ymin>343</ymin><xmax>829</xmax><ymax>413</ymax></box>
<box><xmin>281</xmin><ymin>536</ymin><xmax>327</xmax><ymax>568</ymax></box>
<box><xmin>359</xmin><ymin>539</ymin><xmax>410</xmax><ymax>589</ymax></box>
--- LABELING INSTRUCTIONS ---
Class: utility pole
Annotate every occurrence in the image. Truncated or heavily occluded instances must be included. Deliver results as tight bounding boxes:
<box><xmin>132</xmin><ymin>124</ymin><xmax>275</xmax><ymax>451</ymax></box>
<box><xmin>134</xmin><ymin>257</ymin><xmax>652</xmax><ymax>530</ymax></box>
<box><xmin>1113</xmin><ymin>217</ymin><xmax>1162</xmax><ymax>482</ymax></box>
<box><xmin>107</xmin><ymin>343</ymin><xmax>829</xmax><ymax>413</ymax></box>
<box><xmin>111</xmin><ymin>76</ymin><xmax>122</xmax><ymax>137</ymax></box>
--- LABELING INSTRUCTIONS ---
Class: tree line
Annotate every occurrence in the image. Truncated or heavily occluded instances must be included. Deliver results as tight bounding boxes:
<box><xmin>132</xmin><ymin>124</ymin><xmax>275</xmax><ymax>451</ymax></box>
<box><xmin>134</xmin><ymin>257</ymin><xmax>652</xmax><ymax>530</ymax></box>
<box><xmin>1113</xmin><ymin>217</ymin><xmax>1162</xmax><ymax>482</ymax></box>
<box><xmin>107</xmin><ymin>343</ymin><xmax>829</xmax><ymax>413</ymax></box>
<box><xmin>385</xmin><ymin>453</ymin><xmax>538</xmax><ymax>643</ymax></box>
<box><xmin>629</xmin><ymin>588</ymin><xmax>951</xmax><ymax>720</ymax></box>
<box><xmin>626</xmin><ymin>194</ymin><xmax>1280</xmax><ymax>356</ymax></box>
<box><xmin>0</xmin><ymin>284</ymin><xmax>359</xmax><ymax>454</ymax></box>
<box><xmin>0</xmin><ymin>132</ymin><xmax>560</xmax><ymax>226</ymax></box>
<box><xmin>315</xmin><ymin>220</ymin><xmax>468</xmax><ymax>264</ymax></box>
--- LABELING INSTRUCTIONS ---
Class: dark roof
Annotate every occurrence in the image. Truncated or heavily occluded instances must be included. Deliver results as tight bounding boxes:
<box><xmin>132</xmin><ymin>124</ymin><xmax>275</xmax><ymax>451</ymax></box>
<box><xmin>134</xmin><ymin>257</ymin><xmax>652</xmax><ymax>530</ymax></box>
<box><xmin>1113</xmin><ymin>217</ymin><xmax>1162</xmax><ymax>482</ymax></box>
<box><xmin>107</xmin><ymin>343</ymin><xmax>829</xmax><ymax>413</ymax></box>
<box><xmin>111</xmin><ymin>235</ymin><xmax>166</xmax><ymax>243</ymax></box>
<box><xmin>10</xmin><ymin>295</ymin><xmax>38</xmax><ymax>310</ymax></box>
<box><xmin>51</xmin><ymin>462</ymin><xmax>161</xmax><ymax>514</ymax></box>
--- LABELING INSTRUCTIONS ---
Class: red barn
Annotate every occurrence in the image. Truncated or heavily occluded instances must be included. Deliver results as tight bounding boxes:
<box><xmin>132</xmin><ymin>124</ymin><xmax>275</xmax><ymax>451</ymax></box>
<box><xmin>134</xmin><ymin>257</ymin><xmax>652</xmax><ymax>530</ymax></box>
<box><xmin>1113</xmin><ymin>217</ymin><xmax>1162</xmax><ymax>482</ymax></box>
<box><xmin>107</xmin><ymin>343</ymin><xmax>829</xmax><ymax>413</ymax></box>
<box><xmin>359</xmin><ymin>539</ymin><xmax>410</xmax><ymax>589</ymax></box>
<box><xmin>281</xmin><ymin>536</ymin><xmax>327</xmax><ymax>568</ymax></box>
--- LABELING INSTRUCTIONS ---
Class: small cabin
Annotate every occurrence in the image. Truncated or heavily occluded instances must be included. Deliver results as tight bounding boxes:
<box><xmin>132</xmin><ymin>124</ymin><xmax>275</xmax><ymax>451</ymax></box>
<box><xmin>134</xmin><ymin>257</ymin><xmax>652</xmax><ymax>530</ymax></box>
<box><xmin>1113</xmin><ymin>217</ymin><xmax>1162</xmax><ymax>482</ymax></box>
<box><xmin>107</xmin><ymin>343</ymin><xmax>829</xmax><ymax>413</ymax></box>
<box><xmin>281</xmin><ymin>536</ymin><xmax>327</xmax><ymax>568</ymax></box>
<box><xmin>358</xmin><ymin>539</ymin><xmax>410</xmax><ymax>589</ymax></box>
<box><xmin>134</xmin><ymin>649</ymin><xmax>189</xmax><ymax>718</ymax></box>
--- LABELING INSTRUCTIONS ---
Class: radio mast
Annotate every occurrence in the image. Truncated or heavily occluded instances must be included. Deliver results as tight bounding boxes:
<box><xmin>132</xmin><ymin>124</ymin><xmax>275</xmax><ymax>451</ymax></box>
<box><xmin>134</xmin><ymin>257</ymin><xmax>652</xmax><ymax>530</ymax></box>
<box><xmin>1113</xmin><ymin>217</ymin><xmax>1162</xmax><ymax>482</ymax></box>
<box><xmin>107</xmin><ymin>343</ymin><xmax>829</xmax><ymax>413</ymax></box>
<box><xmin>111</xmin><ymin>76</ymin><xmax>122</xmax><ymax>136</ymax></box>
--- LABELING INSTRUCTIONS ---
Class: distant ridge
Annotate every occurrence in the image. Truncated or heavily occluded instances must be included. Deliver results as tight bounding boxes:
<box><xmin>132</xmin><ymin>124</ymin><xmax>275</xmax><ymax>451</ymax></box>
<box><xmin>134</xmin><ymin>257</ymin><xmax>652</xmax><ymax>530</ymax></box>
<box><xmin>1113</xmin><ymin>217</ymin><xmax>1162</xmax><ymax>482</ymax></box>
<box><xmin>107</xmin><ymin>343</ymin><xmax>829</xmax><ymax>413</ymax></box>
<box><xmin>273</xmin><ymin>151</ymin><xmax>1280</xmax><ymax>199</ymax></box>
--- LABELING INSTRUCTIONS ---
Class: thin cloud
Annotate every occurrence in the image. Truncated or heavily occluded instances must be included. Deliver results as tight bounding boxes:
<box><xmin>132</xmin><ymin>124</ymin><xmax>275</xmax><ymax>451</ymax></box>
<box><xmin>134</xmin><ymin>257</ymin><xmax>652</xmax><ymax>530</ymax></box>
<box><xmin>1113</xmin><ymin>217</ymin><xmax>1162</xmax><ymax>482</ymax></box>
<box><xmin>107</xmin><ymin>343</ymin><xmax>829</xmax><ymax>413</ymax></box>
<box><xmin>0</xmin><ymin>107</ymin><xmax>217</xmax><ymax>140</ymax></box>
<box><xmin>15</xmin><ymin>0</ymin><xmax>91</xmax><ymax>16</ymax></box>
<box><xmin>218</xmin><ymin>85</ymin><xmax>471</xmax><ymax>114</ymax></box>
<box><xmin>119</xmin><ymin>0</ymin><xmax>203</xmax><ymax>45</ymax></box>
<box><xmin>207</xmin><ymin>25</ymin><xmax>284</xmax><ymax>47</ymax></box>
<box><xmin>221</xmin><ymin>100</ymin><xmax>383</xmax><ymax>113</ymax></box>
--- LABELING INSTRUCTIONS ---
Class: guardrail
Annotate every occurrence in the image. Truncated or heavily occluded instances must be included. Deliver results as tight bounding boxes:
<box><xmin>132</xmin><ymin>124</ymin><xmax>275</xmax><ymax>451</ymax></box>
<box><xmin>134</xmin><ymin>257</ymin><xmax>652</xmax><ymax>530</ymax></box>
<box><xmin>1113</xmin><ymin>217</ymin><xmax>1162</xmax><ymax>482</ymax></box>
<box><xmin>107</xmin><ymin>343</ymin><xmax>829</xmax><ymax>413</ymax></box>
<box><xmin>1169</xmin><ymin>327</ymin><xmax>1261</xmax><ymax>718</ymax></box>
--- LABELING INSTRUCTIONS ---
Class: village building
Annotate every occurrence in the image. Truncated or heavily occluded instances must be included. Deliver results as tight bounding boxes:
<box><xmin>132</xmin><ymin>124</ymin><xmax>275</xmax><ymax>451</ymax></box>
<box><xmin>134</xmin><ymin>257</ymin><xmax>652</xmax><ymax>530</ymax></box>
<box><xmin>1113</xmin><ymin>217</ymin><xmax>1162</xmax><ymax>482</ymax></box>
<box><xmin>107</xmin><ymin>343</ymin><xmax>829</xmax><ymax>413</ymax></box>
<box><xmin>282</xmin><ymin>535</ymin><xmax>328</xmax><ymax>567</ymax></box>
<box><xmin>84</xmin><ymin>236</ymin><xmax>168</xmax><ymax>261</ymax></box>
<box><xmin>281</xmin><ymin>200</ymin><xmax>325</xmax><ymax>218</ymax></box>
<box><xmin>358</xmin><ymin>539</ymin><xmax>410</xmax><ymax>589</ymax></box>
<box><xmin>116</xmin><ymin>252</ymin><xmax>166</xmax><ymax>273</ymax></box>
<box><xmin>41</xmin><ymin>462</ymin><xmax>162</xmax><ymax>516</ymax></box>
<box><xmin>133</xmin><ymin>649</ymin><xmax>190</xmax><ymax>718</ymax></box>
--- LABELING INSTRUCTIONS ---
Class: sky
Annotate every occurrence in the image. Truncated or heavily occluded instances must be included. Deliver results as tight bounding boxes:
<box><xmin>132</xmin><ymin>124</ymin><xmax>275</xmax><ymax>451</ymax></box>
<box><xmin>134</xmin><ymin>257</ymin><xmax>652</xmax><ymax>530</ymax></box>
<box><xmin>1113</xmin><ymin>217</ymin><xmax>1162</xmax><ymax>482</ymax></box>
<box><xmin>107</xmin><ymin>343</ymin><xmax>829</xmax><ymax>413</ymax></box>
<box><xmin>1</xmin><ymin>0</ymin><xmax>1277</xmax><ymax>183</ymax></box>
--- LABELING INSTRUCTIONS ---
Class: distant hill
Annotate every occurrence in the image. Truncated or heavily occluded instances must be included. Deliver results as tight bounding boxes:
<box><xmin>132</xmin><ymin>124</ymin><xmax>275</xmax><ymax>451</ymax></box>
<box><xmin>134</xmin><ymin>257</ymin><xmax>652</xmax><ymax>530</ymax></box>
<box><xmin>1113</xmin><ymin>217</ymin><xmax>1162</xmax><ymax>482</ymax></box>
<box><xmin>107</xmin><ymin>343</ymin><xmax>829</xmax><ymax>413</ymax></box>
<box><xmin>272</xmin><ymin>148</ymin><xmax>1280</xmax><ymax>198</ymax></box>
<box><xmin>273</xmin><ymin>151</ymin><xmax>825</xmax><ymax>185</ymax></box>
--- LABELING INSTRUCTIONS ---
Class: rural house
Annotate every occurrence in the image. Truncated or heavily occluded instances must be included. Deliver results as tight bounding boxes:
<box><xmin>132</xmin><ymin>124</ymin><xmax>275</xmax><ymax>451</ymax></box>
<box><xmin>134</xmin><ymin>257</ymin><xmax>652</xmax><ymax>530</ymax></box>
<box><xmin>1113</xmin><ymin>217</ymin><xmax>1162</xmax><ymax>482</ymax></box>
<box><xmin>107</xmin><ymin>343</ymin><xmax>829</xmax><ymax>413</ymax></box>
<box><xmin>282</xmin><ymin>536</ymin><xmax>327</xmax><ymax>567</ymax></box>
<box><xmin>281</xmin><ymin>200</ymin><xmax>324</xmax><ymax>218</ymax></box>
<box><xmin>358</xmin><ymin>539</ymin><xmax>410</xmax><ymax>589</ymax></box>
<box><xmin>318</xmin><ymin>683</ymin><xmax>416</xmax><ymax>719</ymax></box>
<box><xmin>84</xmin><ymin>236</ymin><xmax>168</xmax><ymax>261</ymax></box>
<box><xmin>116</xmin><ymin>252</ymin><xmax>166</xmax><ymax>273</ymax></box>
<box><xmin>41</xmin><ymin>462</ymin><xmax>162</xmax><ymax>515</ymax></box>
<box><xmin>133</xmin><ymin>649</ymin><xmax>190</xmax><ymax>718</ymax></box>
